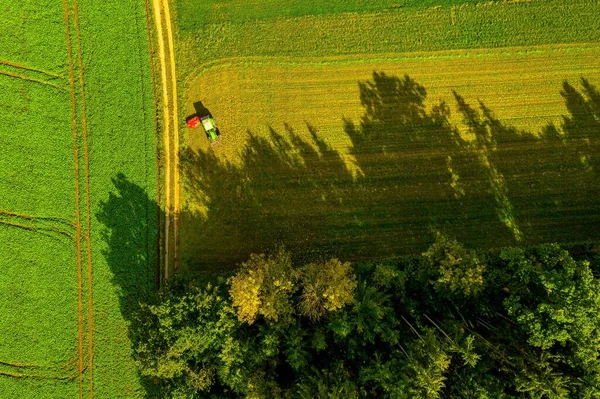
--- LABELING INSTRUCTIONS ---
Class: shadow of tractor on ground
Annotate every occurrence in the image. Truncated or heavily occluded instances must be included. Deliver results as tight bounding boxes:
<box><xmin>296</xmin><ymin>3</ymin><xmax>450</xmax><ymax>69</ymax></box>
<box><xmin>180</xmin><ymin>72</ymin><xmax>600</xmax><ymax>274</ymax></box>
<box><xmin>186</xmin><ymin>101</ymin><xmax>212</xmax><ymax>127</ymax></box>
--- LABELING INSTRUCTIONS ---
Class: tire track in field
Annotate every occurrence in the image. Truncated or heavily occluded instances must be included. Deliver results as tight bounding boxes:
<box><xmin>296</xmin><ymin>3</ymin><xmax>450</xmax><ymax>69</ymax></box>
<box><xmin>0</xmin><ymin>360</ymin><xmax>79</xmax><ymax>381</ymax></box>
<box><xmin>0</xmin><ymin>211</ymin><xmax>75</xmax><ymax>242</ymax></box>
<box><xmin>0</xmin><ymin>361</ymin><xmax>41</xmax><ymax>369</ymax></box>
<box><xmin>162</xmin><ymin>0</ymin><xmax>180</xmax><ymax>274</ymax></box>
<box><xmin>151</xmin><ymin>0</ymin><xmax>179</xmax><ymax>280</ymax></box>
<box><xmin>0</xmin><ymin>209</ymin><xmax>75</xmax><ymax>229</ymax></box>
<box><xmin>0</xmin><ymin>371</ymin><xmax>78</xmax><ymax>381</ymax></box>
<box><xmin>61</xmin><ymin>0</ymin><xmax>85</xmax><ymax>397</ymax></box>
<box><xmin>0</xmin><ymin>59</ymin><xmax>63</xmax><ymax>79</ymax></box>
<box><xmin>0</xmin><ymin>70</ymin><xmax>65</xmax><ymax>91</ymax></box>
<box><xmin>71</xmin><ymin>0</ymin><xmax>94</xmax><ymax>396</ymax></box>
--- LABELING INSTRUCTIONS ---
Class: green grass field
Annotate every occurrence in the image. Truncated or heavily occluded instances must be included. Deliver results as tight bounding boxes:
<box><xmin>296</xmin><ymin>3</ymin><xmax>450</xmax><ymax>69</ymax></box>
<box><xmin>0</xmin><ymin>0</ymin><xmax>157</xmax><ymax>397</ymax></box>
<box><xmin>176</xmin><ymin>0</ymin><xmax>600</xmax><ymax>273</ymax></box>
<box><xmin>176</xmin><ymin>0</ymin><xmax>600</xmax><ymax>78</ymax></box>
<box><xmin>175</xmin><ymin>0</ymin><xmax>484</xmax><ymax>31</ymax></box>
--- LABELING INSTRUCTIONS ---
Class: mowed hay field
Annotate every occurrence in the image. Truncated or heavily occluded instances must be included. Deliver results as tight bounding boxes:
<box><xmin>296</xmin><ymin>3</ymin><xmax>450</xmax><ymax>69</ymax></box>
<box><xmin>1</xmin><ymin>0</ymin><xmax>156</xmax><ymax>398</ymax></box>
<box><xmin>177</xmin><ymin>0</ymin><xmax>600</xmax><ymax>272</ymax></box>
<box><xmin>187</xmin><ymin>45</ymin><xmax>600</xmax><ymax>155</ymax></box>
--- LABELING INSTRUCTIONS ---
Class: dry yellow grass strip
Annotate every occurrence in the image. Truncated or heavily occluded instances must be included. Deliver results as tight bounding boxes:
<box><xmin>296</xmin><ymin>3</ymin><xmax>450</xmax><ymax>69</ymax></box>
<box><xmin>152</xmin><ymin>0</ymin><xmax>180</xmax><ymax>279</ymax></box>
<box><xmin>151</xmin><ymin>0</ymin><xmax>171</xmax><ymax>281</ymax></box>
<box><xmin>162</xmin><ymin>0</ymin><xmax>180</xmax><ymax>273</ymax></box>
<box><xmin>61</xmin><ymin>0</ymin><xmax>84</xmax><ymax>397</ymax></box>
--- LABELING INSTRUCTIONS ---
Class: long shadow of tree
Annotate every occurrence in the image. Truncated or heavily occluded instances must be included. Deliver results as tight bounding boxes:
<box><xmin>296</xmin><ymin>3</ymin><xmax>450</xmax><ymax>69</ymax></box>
<box><xmin>453</xmin><ymin>79</ymin><xmax>600</xmax><ymax>245</ymax></box>
<box><xmin>343</xmin><ymin>73</ymin><xmax>512</xmax><ymax>251</ymax></box>
<box><xmin>96</xmin><ymin>173</ymin><xmax>161</xmax><ymax>396</ymax></box>
<box><xmin>179</xmin><ymin>72</ymin><xmax>600</xmax><ymax>274</ymax></box>
<box><xmin>94</xmin><ymin>74</ymin><xmax>600</xmax><ymax>395</ymax></box>
<box><xmin>180</xmin><ymin>124</ymin><xmax>356</xmax><ymax>271</ymax></box>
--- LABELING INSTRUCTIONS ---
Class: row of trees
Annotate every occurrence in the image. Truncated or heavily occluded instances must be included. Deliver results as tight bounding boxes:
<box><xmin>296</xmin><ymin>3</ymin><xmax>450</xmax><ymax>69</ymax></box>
<box><xmin>132</xmin><ymin>237</ymin><xmax>600</xmax><ymax>398</ymax></box>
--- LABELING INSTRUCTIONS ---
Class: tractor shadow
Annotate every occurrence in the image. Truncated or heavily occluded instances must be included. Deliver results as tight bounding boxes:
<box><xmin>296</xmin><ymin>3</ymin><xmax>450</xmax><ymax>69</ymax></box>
<box><xmin>186</xmin><ymin>101</ymin><xmax>212</xmax><ymax>127</ymax></box>
<box><xmin>180</xmin><ymin>72</ymin><xmax>600</xmax><ymax>275</ymax></box>
<box><xmin>192</xmin><ymin>100</ymin><xmax>211</xmax><ymax>118</ymax></box>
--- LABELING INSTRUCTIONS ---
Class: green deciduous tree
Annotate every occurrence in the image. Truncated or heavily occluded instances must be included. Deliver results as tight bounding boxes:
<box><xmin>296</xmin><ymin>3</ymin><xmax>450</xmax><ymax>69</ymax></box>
<box><xmin>423</xmin><ymin>232</ymin><xmax>486</xmax><ymax>297</ymax></box>
<box><xmin>502</xmin><ymin>245</ymin><xmax>600</xmax><ymax>366</ymax></box>
<box><xmin>133</xmin><ymin>275</ymin><xmax>242</xmax><ymax>396</ymax></box>
<box><xmin>132</xmin><ymin>241</ymin><xmax>600</xmax><ymax>398</ymax></box>
<box><xmin>500</xmin><ymin>245</ymin><xmax>600</xmax><ymax>397</ymax></box>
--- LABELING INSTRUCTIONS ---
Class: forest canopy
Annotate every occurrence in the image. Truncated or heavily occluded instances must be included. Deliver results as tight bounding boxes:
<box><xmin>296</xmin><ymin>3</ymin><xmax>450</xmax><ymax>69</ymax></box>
<box><xmin>131</xmin><ymin>238</ymin><xmax>600</xmax><ymax>398</ymax></box>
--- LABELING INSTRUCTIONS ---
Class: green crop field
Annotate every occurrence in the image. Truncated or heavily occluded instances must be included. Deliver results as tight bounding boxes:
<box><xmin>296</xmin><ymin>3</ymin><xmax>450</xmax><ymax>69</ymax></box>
<box><xmin>0</xmin><ymin>0</ymin><xmax>157</xmax><ymax>398</ymax></box>
<box><xmin>176</xmin><ymin>0</ymin><xmax>600</xmax><ymax>273</ymax></box>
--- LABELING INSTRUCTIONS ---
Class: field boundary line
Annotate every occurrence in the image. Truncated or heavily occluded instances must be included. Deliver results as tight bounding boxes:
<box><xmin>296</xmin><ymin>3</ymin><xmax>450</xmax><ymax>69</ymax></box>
<box><xmin>142</xmin><ymin>0</ymin><xmax>163</xmax><ymax>289</ymax></box>
<box><xmin>151</xmin><ymin>0</ymin><xmax>172</xmax><ymax>281</ymax></box>
<box><xmin>0</xmin><ymin>70</ymin><xmax>65</xmax><ymax>91</ymax></box>
<box><xmin>61</xmin><ymin>0</ymin><xmax>85</xmax><ymax>397</ymax></box>
<box><xmin>71</xmin><ymin>0</ymin><xmax>94</xmax><ymax>396</ymax></box>
<box><xmin>0</xmin><ymin>59</ymin><xmax>63</xmax><ymax>79</ymax></box>
<box><xmin>162</xmin><ymin>0</ymin><xmax>179</xmax><ymax>273</ymax></box>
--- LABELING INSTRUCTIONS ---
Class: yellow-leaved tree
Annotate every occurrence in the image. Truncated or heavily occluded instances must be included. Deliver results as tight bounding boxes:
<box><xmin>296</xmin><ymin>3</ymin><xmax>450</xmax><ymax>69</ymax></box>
<box><xmin>228</xmin><ymin>248</ymin><xmax>296</xmax><ymax>324</ymax></box>
<box><xmin>299</xmin><ymin>258</ymin><xmax>357</xmax><ymax>320</ymax></box>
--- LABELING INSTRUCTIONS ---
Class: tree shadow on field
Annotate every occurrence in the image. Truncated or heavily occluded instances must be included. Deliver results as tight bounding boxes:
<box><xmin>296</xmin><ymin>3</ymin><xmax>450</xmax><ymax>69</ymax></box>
<box><xmin>96</xmin><ymin>173</ymin><xmax>161</xmax><ymax>397</ymax></box>
<box><xmin>450</xmin><ymin>79</ymin><xmax>600</xmax><ymax>245</ymax></box>
<box><xmin>343</xmin><ymin>72</ymin><xmax>511</xmax><ymax>250</ymax></box>
<box><xmin>181</xmin><ymin>72</ymin><xmax>600</xmax><ymax>275</ymax></box>
<box><xmin>180</xmin><ymin>123</ymin><xmax>357</xmax><ymax>271</ymax></box>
